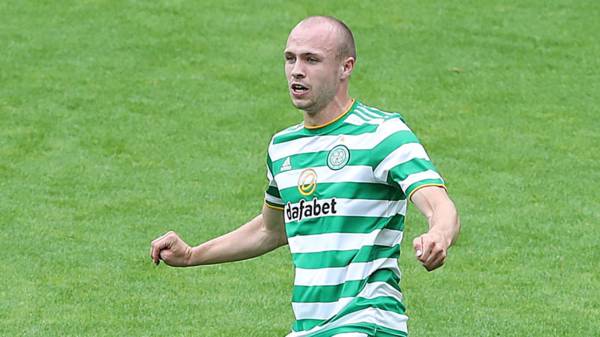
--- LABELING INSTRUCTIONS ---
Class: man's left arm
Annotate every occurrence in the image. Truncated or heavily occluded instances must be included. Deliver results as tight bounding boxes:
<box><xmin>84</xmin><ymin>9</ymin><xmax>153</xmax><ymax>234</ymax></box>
<box><xmin>410</xmin><ymin>186</ymin><xmax>461</xmax><ymax>271</ymax></box>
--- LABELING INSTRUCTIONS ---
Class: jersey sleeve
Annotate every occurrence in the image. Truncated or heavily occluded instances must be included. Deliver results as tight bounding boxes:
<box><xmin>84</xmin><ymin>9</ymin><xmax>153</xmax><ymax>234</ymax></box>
<box><xmin>372</xmin><ymin>117</ymin><xmax>446</xmax><ymax>200</ymax></box>
<box><xmin>264</xmin><ymin>142</ymin><xmax>284</xmax><ymax>210</ymax></box>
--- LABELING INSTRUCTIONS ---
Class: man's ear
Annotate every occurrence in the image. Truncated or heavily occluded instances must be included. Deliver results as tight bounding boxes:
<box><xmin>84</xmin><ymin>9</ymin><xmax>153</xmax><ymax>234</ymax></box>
<box><xmin>340</xmin><ymin>57</ymin><xmax>355</xmax><ymax>80</ymax></box>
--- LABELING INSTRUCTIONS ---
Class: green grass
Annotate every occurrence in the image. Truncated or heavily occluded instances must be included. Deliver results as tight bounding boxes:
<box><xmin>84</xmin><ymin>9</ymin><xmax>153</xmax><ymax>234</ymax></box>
<box><xmin>1</xmin><ymin>1</ymin><xmax>599</xmax><ymax>336</ymax></box>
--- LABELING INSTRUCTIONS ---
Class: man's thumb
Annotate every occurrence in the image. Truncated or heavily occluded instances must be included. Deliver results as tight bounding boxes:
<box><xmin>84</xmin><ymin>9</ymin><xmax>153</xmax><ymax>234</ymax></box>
<box><xmin>413</xmin><ymin>236</ymin><xmax>423</xmax><ymax>257</ymax></box>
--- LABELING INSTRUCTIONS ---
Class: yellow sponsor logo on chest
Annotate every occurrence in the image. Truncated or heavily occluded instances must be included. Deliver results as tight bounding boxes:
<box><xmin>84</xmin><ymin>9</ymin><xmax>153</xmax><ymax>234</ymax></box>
<box><xmin>297</xmin><ymin>168</ymin><xmax>317</xmax><ymax>196</ymax></box>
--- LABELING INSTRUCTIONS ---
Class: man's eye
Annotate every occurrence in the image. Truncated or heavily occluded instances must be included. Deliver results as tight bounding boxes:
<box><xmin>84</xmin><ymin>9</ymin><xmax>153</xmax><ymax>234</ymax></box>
<box><xmin>285</xmin><ymin>56</ymin><xmax>295</xmax><ymax>62</ymax></box>
<box><xmin>307</xmin><ymin>57</ymin><xmax>318</xmax><ymax>63</ymax></box>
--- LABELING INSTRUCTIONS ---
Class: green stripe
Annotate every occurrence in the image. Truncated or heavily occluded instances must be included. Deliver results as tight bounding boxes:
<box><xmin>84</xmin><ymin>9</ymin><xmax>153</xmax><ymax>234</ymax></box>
<box><xmin>292</xmin><ymin>319</ymin><xmax>323</xmax><ymax>334</ymax></box>
<box><xmin>265</xmin><ymin>199</ymin><xmax>283</xmax><ymax>208</ymax></box>
<box><xmin>280</xmin><ymin>181</ymin><xmax>403</xmax><ymax>204</ymax></box>
<box><xmin>286</xmin><ymin>214</ymin><xmax>405</xmax><ymax>237</ymax></box>
<box><xmin>353</xmin><ymin>108</ymin><xmax>375</xmax><ymax>121</ymax></box>
<box><xmin>387</xmin><ymin>158</ymin><xmax>438</xmax><ymax>183</ymax></box>
<box><xmin>369</xmin><ymin>131</ymin><xmax>420</xmax><ymax>161</ymax></box>
<box><xmin>271</xmin><ymin>130</ymin><xmax>420</xmax><ymax>175</ymax></box>
<box><xmin>273</xmin><ymin>122</ymin><xmax>379</xmax><ymax>145</ymax></box>
<box><xmin>404</xmin><ymin>178</ymin><xmax>445</xmax><ymax>198</ymax></box>
<box><xmin>293</xmin><ymin>245</ymin><xmax>400</xmax><ymax>269</ymax></box>
<box><xmin>266</xmin><ymin>151</ymin><xmax>273</xmax><ymax>173</ymax></box>
<box><xmin>273</xmin><ymin>151</ymin><xmax>327</xmax><ymax>172</ymax></box>
<box><xmin>337</xmin><ymin>295</ymin><xmax>406</xmax><ymax>318</ymax></box>
<box><xmin>273</xmin><ymin>151</ymin><xmax>371</xmax><ymax>175</ymax></box>
<box><xmin>310</xmin><ymin>324</ymin><xmax>408</xmax><ymax>337</ymax></box>
<box><xmin>266</xmin><ymin>185</ymin><xmax>281</xmax><ymax>198</ymax></box>
<box><xmin>372</xmin><ymin>325</ymin><xmax>409</xmax><ymax>337</ymax></box>
<box><xmin>272</xmin><ymin>101</ymin><xmax>363</xmax><ymax>142</ymax></box>
<box><xmin>292</xmin><ymin>268</ymin><xmax>401</xmax><ymax>303</ymax></box>
<box><xmin>361</xmin><ymin>104</ymin><xmax>406</xmax><ymax>122</ymax></box>
<box><xmin>294</xmin><ymin>323</ymin><xmax>407</xmax><ymax>337</ymax></box>
<box><xmin>293</xmin><ymin>296</ymin><xmax>406</xmax><ymax>331</ymax></box>
<box><xmin>310</xmin><ymin>325</ymin><xmax>376</xmax><ymax>337</ymax></box>
<box><xmin>356</xmin><ymin>105</ymin><xmax>388</xmax><ymax>120</ymax></box>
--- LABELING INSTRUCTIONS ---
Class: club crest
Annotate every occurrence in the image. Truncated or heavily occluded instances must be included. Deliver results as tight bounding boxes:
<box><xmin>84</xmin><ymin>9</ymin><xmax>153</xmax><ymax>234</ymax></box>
<box><xmin>327</xmin><ymin>145</ymin><xmax>350</xmax><ymax>170</ymax></box>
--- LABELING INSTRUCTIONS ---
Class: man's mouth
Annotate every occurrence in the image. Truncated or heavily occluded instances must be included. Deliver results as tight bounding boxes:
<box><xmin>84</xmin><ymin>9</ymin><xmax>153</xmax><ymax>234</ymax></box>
<box><xmin>290</xmin><ymin>83</ymin><xmax>309</xmax><ymax>94</ymax></box>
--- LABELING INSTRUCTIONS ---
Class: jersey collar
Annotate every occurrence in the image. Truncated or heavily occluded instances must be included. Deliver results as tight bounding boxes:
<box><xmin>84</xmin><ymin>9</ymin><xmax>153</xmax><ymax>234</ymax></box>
<box><xmin>303</xmin><ymin>99</ymin><xmax>357</xmax><ymax>132</ymax></box>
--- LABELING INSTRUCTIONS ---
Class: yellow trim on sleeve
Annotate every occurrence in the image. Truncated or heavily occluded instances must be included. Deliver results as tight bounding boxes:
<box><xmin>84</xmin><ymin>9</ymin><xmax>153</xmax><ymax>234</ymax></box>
<box><xmin>304</xmin><ymin>99</ymin><xmax>355</xmax><ymax>129</ymax></box>
<box><xmin>408</xmin><ymin>183</ymin><xmax>447</xmax><ymax>201</ymax></box>
<box><xmin>264</xmin><ymin>202</ymin><xmax>284</xmax><ymax>211</ymax></box>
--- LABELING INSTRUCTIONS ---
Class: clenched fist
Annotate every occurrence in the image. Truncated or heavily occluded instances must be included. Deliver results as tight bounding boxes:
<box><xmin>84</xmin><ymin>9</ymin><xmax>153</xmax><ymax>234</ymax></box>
<box><xmin>413</xmin><ymin>230</ymin><xmax>451</xmax><ymax>272</ymax></box>
<box><xmin>150</xmin><ymin>231</ymin><xmax>193</xmax><ymax>267</ymax></box>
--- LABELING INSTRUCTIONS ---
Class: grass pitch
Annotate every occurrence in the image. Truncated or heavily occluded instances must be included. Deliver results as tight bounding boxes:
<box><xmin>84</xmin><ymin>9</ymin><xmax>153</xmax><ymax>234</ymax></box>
<box><xmin>1</xmin><ymin>1</ymin><xmax>599</xmax><ymax>336</ymax></box>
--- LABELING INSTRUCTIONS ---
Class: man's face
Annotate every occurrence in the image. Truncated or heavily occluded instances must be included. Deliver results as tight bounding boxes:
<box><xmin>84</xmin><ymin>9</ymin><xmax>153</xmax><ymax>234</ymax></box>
<box><xmin>284</xmin><ymin>22</ymin><xmax>342</xmax><ymax>114</ymax></box>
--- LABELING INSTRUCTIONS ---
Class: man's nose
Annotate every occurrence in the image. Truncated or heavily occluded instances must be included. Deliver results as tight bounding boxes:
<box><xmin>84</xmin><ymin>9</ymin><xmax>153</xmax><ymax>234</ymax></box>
<box><xmin>291</xmin><ymin>61</ymin><xmax>305</xmax><ymax>78</ymax></box>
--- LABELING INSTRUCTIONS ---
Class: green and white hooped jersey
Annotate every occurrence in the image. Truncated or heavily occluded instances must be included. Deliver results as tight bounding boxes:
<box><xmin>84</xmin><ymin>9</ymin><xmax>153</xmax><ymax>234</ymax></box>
<box><xmin>265</xmin><ymin>100</ymin><xmax>445</xmax><ymax>337</ymax></box>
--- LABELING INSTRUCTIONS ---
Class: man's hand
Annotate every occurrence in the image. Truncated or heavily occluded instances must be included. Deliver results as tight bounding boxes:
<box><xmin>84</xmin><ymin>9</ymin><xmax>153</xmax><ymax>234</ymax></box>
<box><xmin>410</xmin><ymin>186</ymin><xmax>460</xmax><ymax>272</ymax></box>
<box><xmin>150</xmin><ymin>231</ymin><xmax>193</xmax><ymax>267</ymax></box>
<box><xmin>148</xmin><ymin>205</ymin><xmax>285</xmax><ymax>268</ymax></box>
<box><xmin>413</xmin><ymin>230</ymin><xmax>450</xmax><ymax>271</ymax></box>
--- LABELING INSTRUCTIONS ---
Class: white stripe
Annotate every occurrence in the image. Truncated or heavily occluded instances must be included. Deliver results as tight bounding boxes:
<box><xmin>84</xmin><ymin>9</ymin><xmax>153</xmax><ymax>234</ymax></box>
<box><xmin>288</xmin><ymin>229</ymin><xmax>403</xmax><ymax>254</ymax></box>
<box><xmin>344</xmin><ymin>114</ymin><xmax>386</xmax><ymax>126</ymax></box>
<box><xmin>344</xmin><ymin>114</ymin><xmax>367</xmax><ymax>126</ymax></box>
<box><xmin>399</xmin><ymin>170</ymin><xmax>442</xmax><ymax>192</ymax></box>
<box><xmin>373</xmin><ymin>143</ymin><xmax>430</xmax><ymax>181</ymax></box>
<box><xmin>356</xmin><ymin>106</ymin><xmax>382</xmax><ymax>119</ymax></box>
<box><xmin>286</xmin><ymin>307</ymin><xmax>408</xmax><ymax>337</ymax></box>
<box><xmin>292</xmin><ymin>297</ymin><xmax>353</xmax><ymax>321</ymax></box>
<box><xmin>269</xmin><ymin>118</ymin><xmax>411</xmax><ymax>161</ymax></box>
<box><xmin>331</xmin><ymin>333</ymin><xmax>368</xmax><ymax>337</ymax></box>
<box><xmin>264</xmin><ymin>192</ymin><xmax>283</xmax><ymax>205</ymax></box>
<box><xmin>270</xmin><ymin>134</ymin><xmax>340</xmax><ymax>162</ymax></box>
<box><xmin>292</xmin><ymin>282</ymin><xmax>404</xmax><ymax>320</ymax></box>
<box><xmin>294</xmin><ymin>258</ymin><xmax>399</xmax><ymax>286</ymax></box>
<box><xmin>359</xmin><ymin>281</ymin><xmax>404</xmax><ymax>301</ymax></box>
<box><xmin>284</xmin><ymin>198</ymin><xmax>407</xmax><ymax>223</ymax></box>
<box><xmin>276</xmin><ymin>165</ymin><xmax>375</xmax><ymax>190</ymax></box>
<box><xmin>274</xmin><ymin>123</ymin><xmax>303</xmax><ymax>138</ymax></box>
<box><xmin>353</xmin><ymin>108</ymin><xmax>374</xmax><ymax>121</ymax></box>
<box><xmin>362</xmin><ymin>105</ymin><xmax>395</xmax><ymax>117</ymax></box>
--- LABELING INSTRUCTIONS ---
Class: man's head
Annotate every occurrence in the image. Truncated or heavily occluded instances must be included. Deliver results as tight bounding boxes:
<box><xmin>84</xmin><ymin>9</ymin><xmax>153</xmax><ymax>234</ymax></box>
<box><xmin>284</xmin><ymin>16</ymin><xmax>356</xmax><ymax>114</ymax></box>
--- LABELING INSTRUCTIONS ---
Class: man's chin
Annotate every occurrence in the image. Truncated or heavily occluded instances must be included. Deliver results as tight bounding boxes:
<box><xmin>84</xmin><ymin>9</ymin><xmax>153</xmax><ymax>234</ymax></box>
<box><xmin>290</xmin><ymin>97</ymin><xmax>313</xmax><ymax>110</ymax></box>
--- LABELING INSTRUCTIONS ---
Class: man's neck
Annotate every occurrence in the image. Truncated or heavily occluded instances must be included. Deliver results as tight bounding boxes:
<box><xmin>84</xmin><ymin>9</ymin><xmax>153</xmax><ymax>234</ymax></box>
<box><xmin>303</xmin><ymin>94</ymin><xmax>353</xmax><ymax>128</ymax></box>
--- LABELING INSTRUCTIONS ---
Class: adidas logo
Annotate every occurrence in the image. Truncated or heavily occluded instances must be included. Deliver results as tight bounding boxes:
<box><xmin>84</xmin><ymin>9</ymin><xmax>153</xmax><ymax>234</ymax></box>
<box><xmin>281</xmin><ymin>157</ymin><xmax>292</xmax><ymax>172</ymax></box>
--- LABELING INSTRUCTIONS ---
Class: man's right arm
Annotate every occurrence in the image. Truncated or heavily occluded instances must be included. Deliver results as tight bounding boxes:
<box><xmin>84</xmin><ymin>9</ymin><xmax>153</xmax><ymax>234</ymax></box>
<box><xmin>150</xmin><ymin>204</ymin><xmax>287</xmax><ymax>267</ymax></box>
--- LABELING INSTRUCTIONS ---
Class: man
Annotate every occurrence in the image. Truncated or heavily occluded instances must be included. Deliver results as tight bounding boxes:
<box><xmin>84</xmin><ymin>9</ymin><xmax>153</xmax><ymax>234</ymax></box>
<box><xmin>150</xmin><ymin>16</ymin><xmax>460</xmax><ymax>337</ymax></box>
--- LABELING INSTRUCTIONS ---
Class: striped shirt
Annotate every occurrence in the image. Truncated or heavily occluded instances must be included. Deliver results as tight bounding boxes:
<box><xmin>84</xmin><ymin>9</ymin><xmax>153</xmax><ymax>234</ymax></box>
<box><xmin>265</xmin><ymin>100</ymin><xmax>445</xmax><ymax>337</ymax></box>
